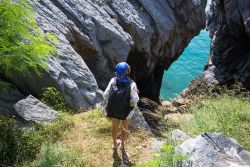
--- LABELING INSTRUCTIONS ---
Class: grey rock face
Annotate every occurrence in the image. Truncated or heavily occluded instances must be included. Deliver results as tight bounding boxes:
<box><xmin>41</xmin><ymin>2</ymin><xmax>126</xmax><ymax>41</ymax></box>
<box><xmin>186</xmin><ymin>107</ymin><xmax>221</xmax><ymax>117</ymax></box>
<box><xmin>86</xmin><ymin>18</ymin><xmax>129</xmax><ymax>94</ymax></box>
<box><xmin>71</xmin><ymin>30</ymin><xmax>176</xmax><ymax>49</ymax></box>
<box><xmin>175</xmin><ymin>132</ymin><xmax>250</xmax><ymax>167</ymax></box>
<box><xmin>21</xmin><ymin>0</ymin><xmax>206</xmax><ymax>104</ymax></box>
<box><xmin>151</xmin><ymin>139</ymin><xmax>165</xmax><ymax>152</ymax></box>
<box><xmin>4</xmin><ymin>0</ymin><xmax>105</xmax><ymax>110</ymax></box>
<box><xmin>130</xmin><ymin>107</ymin><xmax>152</xmax><ymax>134</ymax></box>
<box><xmin>0</xmin><ymin>80</ymin><xmax>25</xmax><ymax>116</ymax></box>
<box><xmin>14</xmin><ymin>95</ymin><xmax>58</xmax><ymax>123</ymax></box>
<box><xmin>204</xmin><ymin>0</ymin><xmax>250</xmax><ymax>89</ymax></box>
<box><xmin>171</xmin><ymin>129</ymin><xmax>191</xmax><ymax>144</ymax></box>
<box><xmin>3</xmin><ymin>0</ymin><xmax>206</xmax><ymax>108</ymax></box>
<box><xmin>118</xmin><ymin>0</ymin><xmax>207</xmax><ymax>101</ymax></box>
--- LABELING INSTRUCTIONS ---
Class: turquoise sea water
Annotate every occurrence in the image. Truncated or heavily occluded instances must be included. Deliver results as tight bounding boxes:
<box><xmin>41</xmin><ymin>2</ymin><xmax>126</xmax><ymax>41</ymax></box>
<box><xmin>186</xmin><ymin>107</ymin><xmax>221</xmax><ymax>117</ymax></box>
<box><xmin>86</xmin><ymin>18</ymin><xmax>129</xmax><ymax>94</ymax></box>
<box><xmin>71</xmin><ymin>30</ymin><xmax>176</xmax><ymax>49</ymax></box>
<box><xmin>160</xmin><ymin>30</ymin><xmax>211</xmax><ymax>100</ymax></box>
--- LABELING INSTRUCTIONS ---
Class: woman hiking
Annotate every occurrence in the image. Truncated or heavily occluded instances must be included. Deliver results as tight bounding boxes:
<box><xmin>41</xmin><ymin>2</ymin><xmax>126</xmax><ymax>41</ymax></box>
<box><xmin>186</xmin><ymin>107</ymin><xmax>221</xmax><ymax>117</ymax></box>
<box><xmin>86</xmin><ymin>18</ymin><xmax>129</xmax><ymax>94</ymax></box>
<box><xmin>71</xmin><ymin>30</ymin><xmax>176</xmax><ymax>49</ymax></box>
<box><xmin>104</xmin><ymin>62</ymin><xmax>139</xmax><ymax>165</ymax></box>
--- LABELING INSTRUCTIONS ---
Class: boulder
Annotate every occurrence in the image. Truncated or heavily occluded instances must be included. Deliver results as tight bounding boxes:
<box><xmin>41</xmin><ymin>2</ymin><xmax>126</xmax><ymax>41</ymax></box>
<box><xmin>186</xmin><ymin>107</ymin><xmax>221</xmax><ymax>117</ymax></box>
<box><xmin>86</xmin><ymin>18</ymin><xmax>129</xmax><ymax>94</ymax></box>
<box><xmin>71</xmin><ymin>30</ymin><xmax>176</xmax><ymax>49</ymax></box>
<box><xmin>0</xmin><ymin>80</ymin><xmax>25</xmax><ymax>116</ymax></box>
<box><xmin>175</xmin><ymin>132</ymin><xmax>250</xmax><ymax>167</ymax></box>
<box><xmin>13</xmin><ymin>95</ymin><xmax>58</xmax><ymax>123</ymax></box>
<box><xmin>130</xmin><ymin>107</ymin><xmax>152</xmax><ymax>135</ymax></box>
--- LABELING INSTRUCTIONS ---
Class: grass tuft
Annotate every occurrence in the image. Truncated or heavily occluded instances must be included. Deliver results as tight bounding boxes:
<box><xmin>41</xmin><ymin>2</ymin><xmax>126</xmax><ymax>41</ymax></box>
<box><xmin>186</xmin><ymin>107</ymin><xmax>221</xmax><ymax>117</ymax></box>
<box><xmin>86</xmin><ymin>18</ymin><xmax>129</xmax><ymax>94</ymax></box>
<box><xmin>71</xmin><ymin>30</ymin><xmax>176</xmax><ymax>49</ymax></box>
<box><xmin>180</xmin><ymin>94</ymin><xmax>250</xmax><ymax>150</ymax></box>
<box><xmin>28</xmin><ymin>144</ymin><xmax>84</xmax><ymax>167</ymax></box>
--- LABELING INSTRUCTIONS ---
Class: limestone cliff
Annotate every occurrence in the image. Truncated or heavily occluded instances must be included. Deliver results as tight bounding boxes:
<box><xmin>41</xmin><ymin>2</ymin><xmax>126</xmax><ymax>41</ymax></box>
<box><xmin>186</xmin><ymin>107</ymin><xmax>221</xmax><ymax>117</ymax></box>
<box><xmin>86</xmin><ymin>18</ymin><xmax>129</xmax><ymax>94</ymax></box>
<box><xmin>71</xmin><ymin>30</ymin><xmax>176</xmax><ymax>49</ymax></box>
<box><xmin>196</xmin><ymin>0</ymin><xmax>250</xmax><ymax>89</ymax></box>
<box><xmin>1</xmin><ymin>0</ymin><xmax>207</xmax><ymax>110</ymax></box>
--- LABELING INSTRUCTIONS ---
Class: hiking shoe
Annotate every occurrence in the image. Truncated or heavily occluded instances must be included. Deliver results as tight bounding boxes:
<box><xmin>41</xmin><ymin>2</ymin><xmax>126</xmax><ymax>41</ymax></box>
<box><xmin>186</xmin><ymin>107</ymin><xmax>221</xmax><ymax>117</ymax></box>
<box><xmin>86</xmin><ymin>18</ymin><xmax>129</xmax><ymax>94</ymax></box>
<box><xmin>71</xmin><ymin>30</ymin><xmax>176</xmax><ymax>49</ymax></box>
<box><xmin>121</xmin><ymin>144</ymin><xmax>133</xmax><ymax>165</ymax></box>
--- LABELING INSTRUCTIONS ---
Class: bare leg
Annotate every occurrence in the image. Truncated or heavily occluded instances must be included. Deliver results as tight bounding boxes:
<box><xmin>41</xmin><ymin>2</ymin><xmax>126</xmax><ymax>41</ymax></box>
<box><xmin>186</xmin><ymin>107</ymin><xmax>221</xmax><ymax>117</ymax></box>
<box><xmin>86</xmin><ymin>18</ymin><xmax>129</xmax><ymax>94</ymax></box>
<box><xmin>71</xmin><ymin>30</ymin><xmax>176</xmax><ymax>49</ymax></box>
<box><xmin>112</xmin><ymin>118</ymin><xmax>120</xmax><ymax>147</ymax></box>
<box><xmin>121</xmin><ymin>119</ymin><xmax>129</xmax><ymax>145</ymax></box>
<box><xmin>121</xmin><ymin>119</ymin><xmax>132</xmax><ymax>165</ymax></box>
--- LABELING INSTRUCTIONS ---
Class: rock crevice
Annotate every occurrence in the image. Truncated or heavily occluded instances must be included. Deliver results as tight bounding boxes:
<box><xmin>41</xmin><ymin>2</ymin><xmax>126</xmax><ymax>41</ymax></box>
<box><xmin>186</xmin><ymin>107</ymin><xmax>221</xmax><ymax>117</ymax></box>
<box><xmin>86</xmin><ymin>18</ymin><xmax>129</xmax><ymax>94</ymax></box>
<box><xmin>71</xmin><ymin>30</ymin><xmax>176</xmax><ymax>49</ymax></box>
<box><xmin>199</xmin><ymin>0</ymin><xmax>250</xmax><ymax>89</ymax></box>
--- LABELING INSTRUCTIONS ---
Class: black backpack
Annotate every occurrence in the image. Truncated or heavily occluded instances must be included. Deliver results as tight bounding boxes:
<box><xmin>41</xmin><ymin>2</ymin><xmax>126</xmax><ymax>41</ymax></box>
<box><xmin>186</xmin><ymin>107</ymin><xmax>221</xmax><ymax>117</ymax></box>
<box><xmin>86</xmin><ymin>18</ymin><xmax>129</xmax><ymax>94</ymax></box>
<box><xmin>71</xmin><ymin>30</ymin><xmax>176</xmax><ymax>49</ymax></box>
<box><xmin>106</xmin><ymin>78</ymin><xmax>134</xmax><ymax>120</ymax></box>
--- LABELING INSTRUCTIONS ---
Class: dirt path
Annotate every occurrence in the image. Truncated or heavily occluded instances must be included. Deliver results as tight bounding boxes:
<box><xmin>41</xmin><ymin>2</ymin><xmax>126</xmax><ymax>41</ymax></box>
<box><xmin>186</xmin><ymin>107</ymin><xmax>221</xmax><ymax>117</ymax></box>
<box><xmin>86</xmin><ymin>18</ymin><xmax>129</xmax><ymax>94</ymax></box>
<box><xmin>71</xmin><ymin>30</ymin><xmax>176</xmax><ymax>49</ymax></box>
<box><xmin>58</xmin><ymin>110</ymin><xmax>154</xmax><ymax>166</ymax></box>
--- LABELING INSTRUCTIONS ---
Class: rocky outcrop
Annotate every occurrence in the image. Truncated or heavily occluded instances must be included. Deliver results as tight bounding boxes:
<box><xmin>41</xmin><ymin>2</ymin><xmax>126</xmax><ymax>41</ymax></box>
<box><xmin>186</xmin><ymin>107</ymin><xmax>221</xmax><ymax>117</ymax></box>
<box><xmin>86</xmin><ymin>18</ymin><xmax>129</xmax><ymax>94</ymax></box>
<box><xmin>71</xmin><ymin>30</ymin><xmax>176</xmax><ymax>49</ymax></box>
<box><xmin>109</xmin><ymin>0</ymin><xmax>207</xmax><ymax>102</ymax></box>
<box><xmin>138</xmin><ymin>98</ymin><xmax>169</xmax><ymax>136</ymax></box>
<box><xmin>2</xmin><ymin>0</ymin><xmax>106</xmax><ymax>110</ymax></box>
<box><xmin>175</xmin><ymin>132</ymin><xmax>250</xmax><ymax>167</ymax></box>
<box><xmin>0</xmin><ymin>80</ymin><xmax>25</xmax><ymax>116</ymax></box>
<box><xmin>130</xmin><ymin>107</ymin><xmax>152</xmax><ymax>135</ymax></box>
<box><xmin>1</xmin><ymin>0</ymin><xmax>206</xmax><ymax>109</ymax></box>
<box><xmin>13</xmin><ymin>95</ymin><xmax>58</xmax><ymax>123</ymax></box>
<box><xmin>199</xmin><ymin>0</ymin><xmax>250</xmax><ymax>90</ymax></box>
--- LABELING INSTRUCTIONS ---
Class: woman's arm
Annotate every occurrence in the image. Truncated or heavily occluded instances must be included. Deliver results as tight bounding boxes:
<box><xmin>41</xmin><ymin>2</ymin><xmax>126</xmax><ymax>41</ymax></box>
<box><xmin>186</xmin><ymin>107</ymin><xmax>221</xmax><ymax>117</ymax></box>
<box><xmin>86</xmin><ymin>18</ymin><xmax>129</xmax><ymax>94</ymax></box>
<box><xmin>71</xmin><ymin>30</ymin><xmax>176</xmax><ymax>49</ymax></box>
<box><xmin>130</xmin><ymin>82</ymin><xmax>139</xmax><ymax>105</ymax></box>
<box><xmin>104</xmin><ymin>78</ymin><xmax>115</xmax><ymax>103</ymax></box>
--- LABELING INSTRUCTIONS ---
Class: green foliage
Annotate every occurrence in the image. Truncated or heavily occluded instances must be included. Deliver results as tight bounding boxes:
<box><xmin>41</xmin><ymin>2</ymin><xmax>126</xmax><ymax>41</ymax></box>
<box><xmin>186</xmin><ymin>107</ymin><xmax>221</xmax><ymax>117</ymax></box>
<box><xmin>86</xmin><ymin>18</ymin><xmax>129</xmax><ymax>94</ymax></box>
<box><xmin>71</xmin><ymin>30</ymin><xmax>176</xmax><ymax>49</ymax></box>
<box><xmin>135</xmin><ymin>145</ymin><xmax>187</xmax><ymax>167</ymax></box>
<box><xmin>0</xmin><ymin>116</ymin><xmax>43</xmax><ymax>165</ymax></box>
<box><xmin>0</xmin><ymin>0</ymin><xmax>57</xmax><ymax>76</ymax></box>
<box><xmin>41</xmin><ymin>87</ymin><xmax>70</xmax><ymax>113</ymax></box>
<box><xmin>0</xmin><ymin>117</ymin><xmax>20</xmax><ymax>165</ymax></box>
<box><xmin>0</xmin><ymin>115</ymin><xmax>73</xmax><ymax>166</ymax></box>
<box><xmin>28</xmin><ymin>144</ymin><xmax>84</xmax><ymax>167</ymax></box>
<box><xmin>38</xmin><ymin>116</ymin><xmax>74</xmax><ymax>143</ymax></box>
<box><xmin>181</xmin><ymin>94</ymin><xmax>250</xmax><ymax>150</ymax></box>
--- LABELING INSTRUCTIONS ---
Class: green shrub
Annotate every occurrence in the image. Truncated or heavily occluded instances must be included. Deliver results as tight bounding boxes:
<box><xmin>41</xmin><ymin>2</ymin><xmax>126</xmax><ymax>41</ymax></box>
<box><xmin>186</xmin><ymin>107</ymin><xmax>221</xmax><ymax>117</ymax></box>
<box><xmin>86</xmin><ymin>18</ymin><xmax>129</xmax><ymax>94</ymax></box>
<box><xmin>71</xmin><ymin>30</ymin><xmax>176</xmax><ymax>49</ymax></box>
<box><xmin>41</xmin><ymin>87</ymin><xmax>70</xmax><ymax>113</ymax></box>
<box><xmin>0</xmin><ymin>117</ymin><xmax>44</xmax><ymax>165</ymax></box>
<box><xmin>28</xmin><ymin>144</ymin><xmax>84</xmax><ymax>167</ymax></box>
<box><xmin>38</xmin><ymin>115</ymin><xmax>74</xmax><ymax>143</ymax></box>
<box><xmin>0</xmin><ymin>117</ymin><xmax>20</xmax><ymax>165</ymax></box>
<box><xmin>0</xmin><ymin>115</ymin><xmax>73</xmax><ymax>166</ymax></box>
<box><xmin>181</xmin><ymin>94</ymin><xmax>250</xmax><ymax>150</ymax></box>
<box><xmin>135</xmin><ymin>145</ymin><xmax>187</xmax><ymax>167</ymax></box>
<box><xmin>0</xmin><ymin>0</ymin><xmax>57</xmax><ymax>76</ymax></box>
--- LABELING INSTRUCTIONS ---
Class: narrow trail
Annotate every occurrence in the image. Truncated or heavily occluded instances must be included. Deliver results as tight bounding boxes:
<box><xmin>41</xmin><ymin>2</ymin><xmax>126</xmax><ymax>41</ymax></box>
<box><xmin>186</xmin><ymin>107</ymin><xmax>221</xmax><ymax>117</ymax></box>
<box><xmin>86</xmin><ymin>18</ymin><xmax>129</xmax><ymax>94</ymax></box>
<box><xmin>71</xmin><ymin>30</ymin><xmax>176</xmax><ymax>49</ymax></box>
<box><xmin>58</xmin><ymin>110</ymin><xmax>155</xmax><ymax>166</ymax></box>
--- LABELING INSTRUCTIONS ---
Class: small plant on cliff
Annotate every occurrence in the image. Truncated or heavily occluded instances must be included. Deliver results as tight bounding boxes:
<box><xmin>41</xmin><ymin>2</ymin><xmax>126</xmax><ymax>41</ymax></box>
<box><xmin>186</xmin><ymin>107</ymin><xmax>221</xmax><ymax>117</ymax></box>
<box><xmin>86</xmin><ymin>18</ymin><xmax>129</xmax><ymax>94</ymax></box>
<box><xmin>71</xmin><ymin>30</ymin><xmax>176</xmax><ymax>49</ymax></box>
<box><xmin>41</xmin><ymin>87</ymin><xmax>70</xmax><ymax>113</ymax></box>
<box><xmin>0</xmin><ymin>0</ymin><xmax>57</xmax><ymax>76</ymax></box>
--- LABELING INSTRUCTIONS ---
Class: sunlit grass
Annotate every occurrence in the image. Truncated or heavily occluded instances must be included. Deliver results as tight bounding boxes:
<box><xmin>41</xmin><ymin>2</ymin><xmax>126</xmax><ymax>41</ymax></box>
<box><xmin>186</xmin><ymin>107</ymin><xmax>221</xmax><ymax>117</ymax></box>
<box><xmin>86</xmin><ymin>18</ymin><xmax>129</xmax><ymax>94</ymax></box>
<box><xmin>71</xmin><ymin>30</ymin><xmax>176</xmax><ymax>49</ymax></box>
<box><xmin>27</xmin><ymin>108</ymin><xmax>154</xmax><ymax>166</ymax></box>
<box><xmin>180</xmin><ymin>94</ymin><xmax>250</xmax><ymax>150</ymax></box>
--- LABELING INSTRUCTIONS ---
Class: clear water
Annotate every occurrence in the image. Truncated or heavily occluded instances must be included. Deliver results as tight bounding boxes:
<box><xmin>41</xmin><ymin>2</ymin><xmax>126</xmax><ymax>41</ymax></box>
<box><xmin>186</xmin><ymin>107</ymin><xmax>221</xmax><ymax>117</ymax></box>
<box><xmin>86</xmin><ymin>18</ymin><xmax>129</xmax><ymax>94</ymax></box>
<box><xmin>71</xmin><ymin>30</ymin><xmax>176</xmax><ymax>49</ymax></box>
<box><xmin>160</xmin><ymin>30</ymin><xmax>211</xmax><ymax>100</ymax></box>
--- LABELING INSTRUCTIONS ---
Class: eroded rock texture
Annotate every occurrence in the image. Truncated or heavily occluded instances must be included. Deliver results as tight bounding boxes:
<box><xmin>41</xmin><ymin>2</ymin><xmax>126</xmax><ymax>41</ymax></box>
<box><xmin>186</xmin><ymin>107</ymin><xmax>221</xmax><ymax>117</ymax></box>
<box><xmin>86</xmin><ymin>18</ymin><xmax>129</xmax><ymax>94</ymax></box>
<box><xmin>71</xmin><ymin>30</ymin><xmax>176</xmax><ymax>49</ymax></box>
<box><xmin>14</xmin><ymin>95</ymin><xmax>58</xmax><ymax>123</ymax></box>
<box><xmin>176</xmin><ymin>132</ymin><xmax>250</xmax><ymax>167</ymax></box>
<box><xmin>1</xmin><ymin>0</ymin><xmax>206</xmax><ymax>110</ymax></box>
<box><xmin>30</xmin><ymin>0</ymin><xmax>206</xmax><ymax>104</ymax></box>
<box><xmin>204</xmin><ymin>0</ymin><xmax>250</xmax><ymax>89</ymax></box>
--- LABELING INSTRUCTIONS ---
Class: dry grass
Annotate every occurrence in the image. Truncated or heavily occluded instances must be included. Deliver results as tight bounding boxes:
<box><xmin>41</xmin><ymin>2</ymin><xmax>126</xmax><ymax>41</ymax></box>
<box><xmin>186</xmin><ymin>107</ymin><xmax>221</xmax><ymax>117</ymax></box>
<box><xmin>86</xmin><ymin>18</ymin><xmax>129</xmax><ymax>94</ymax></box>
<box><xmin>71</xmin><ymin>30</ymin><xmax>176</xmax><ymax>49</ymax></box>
<box><xmin>57</xmin><ymin>108</ymin><xmax>154</xmax><ymax>166</ymax></box>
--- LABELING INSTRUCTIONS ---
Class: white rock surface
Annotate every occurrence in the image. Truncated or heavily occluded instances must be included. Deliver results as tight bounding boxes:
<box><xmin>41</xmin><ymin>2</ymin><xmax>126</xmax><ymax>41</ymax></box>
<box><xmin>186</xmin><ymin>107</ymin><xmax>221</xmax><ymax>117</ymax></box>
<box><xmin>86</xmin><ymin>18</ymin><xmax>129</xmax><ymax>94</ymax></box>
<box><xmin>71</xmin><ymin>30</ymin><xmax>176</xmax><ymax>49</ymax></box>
<box><xmin>175</xmin><ymin>132</ymin><xmax>250</xmax><ymax>167</ymax></box>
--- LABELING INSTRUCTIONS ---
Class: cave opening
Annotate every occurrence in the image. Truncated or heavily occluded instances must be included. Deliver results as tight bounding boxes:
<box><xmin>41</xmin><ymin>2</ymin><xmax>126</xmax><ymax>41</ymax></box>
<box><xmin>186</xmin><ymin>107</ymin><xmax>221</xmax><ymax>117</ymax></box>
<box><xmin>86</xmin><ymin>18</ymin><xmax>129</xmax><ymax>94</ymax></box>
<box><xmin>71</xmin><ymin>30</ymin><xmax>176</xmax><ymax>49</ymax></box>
<box><xmin>159</xmin><ymin>0</ymin><xmax>212</xmax><ymax>101</ymax></box>
<box><xmin>160</xmin><ymin>30</ymin><xmax>211</xmax><ymax>101</ymax></box>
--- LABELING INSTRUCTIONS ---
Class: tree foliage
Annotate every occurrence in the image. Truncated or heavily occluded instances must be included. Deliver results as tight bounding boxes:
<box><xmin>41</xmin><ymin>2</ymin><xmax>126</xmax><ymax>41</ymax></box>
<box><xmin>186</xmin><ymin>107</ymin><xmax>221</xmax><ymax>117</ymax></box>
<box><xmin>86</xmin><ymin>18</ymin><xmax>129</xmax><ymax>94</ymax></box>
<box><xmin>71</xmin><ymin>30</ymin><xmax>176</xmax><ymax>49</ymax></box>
<box><xmin>0</xmin><ymin>0</ymin><xmax>57</xmax><ymax>76</ymax></box>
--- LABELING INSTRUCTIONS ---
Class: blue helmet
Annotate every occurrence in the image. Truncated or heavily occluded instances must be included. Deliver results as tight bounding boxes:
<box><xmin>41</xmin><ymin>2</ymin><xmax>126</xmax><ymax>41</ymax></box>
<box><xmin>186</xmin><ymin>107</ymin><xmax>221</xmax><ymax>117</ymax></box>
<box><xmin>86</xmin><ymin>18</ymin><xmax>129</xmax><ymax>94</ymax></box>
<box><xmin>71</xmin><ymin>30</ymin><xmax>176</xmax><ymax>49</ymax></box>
<box><xmin>116</xmin><ymin>62</ymin><xmax>129</xmax><ymax>76</ymax></box>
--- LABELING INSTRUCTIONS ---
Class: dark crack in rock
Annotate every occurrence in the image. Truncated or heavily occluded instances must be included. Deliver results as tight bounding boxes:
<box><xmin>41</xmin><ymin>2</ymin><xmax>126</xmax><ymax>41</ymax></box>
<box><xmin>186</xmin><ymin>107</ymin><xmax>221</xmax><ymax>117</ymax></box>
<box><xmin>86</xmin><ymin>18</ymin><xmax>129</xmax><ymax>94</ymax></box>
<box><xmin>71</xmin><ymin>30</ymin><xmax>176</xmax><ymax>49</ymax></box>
<box><xmin>202</xmin><ymin>0</ymin><xmax>250</xmax><ymax>89</ymax></box>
